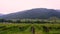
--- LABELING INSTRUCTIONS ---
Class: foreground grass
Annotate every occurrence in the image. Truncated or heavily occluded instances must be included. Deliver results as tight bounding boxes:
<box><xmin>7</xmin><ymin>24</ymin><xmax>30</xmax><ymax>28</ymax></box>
<box><xmin>0</xmin><ymin>23</ymin><xmax>60</xmax><ymax>34</ymax></box>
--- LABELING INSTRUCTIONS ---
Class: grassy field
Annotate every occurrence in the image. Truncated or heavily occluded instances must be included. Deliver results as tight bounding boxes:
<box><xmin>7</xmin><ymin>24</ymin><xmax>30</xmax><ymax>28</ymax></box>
<box><xmin>0</xmin><ymin>23</ymin><xmax>60</xmax><ymax>34</ymax></box>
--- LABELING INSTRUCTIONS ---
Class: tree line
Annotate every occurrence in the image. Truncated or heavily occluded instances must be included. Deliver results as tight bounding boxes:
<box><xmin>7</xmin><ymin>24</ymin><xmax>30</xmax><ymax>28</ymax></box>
<box><xmin>0</xmin><ymin>18</ymin><xmax>59</xmax><ymax>23</ymax></box>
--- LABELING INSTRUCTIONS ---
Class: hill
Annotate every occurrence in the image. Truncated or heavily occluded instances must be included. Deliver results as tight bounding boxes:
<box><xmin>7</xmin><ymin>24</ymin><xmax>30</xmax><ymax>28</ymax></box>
<box><xmin>0</xmin><ymin>8</ymin><xmax>60</xmax><ymax>19</ymax></box>
<box><xmin>0</xmin><ymin>14</ymin><xmax>4</xmax><ymax>16</ymax></box>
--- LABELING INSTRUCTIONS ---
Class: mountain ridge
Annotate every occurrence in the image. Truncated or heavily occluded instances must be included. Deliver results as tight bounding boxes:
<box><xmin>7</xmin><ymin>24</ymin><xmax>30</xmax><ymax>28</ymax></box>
<box><xmin>0</xmin><ymin>8</ymin><xmax>60</xmax><ymax>19</ymax></box>
<box><xmin>0</xmin><ymin>14</ymin><xmax>4</xmax><ymax>16</ymax></box>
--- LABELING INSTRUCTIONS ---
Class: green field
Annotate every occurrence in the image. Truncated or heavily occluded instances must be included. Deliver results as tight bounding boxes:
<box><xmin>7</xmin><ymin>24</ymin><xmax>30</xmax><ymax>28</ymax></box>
<box><xmin>0</xmin><ymin>23</ymin><xmax>60</xmax><ymax>34</ymax></box>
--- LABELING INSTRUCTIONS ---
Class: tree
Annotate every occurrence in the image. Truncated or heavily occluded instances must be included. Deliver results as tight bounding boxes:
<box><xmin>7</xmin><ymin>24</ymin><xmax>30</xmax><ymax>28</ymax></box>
<box><xmin>0</xmin><ymin>18</ymin><xmax>5</xmax><ymax>22</ymax></box>
<box><xmin>16</xmin><ymin>20</ymin><xmax>21</xmax><ymax>23</ymax></box>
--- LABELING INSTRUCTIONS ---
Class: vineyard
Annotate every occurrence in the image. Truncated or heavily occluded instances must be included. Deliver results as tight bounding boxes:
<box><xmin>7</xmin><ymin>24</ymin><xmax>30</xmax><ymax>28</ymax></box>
<box><xmin>0</xmin><ymin>23</ymin><xmax>60</xmax><ymax>34</ymax></box>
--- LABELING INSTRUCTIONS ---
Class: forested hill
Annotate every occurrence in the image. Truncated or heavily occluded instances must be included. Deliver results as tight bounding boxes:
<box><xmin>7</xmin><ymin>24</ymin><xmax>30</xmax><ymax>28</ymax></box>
<box><xmin>0</xmin><ymin>8</ymin><xmax>60</xmax><ymax>19</ymax></box>
<box><xmin>0</xmin><ymin>14</ymin><xmax>4</xmax><ymax>16</ymax></box>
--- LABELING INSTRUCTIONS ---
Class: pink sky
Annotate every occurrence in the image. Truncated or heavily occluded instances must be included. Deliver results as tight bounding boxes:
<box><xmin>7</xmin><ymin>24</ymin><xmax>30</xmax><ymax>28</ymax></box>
<box><xmin>0</xmin><ymin>0</ymin><xmax>60</xmax><ymax>14</ymax></box>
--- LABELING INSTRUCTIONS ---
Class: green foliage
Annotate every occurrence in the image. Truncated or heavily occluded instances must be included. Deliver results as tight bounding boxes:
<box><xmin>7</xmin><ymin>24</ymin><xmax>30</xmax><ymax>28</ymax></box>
<box><xmin>0</xmin><ymin>23</ymin><xmax>60</xmax><ymax>34</ymax></box>
<box><xmin>0</xmin><ymin>19</ymin><xmax>60</xmax><ymax>24</ymax></box>
<box><xmin>19</xmin><ymin>25</ymin><xmax>30</xmax><ymax>31</ymax></box>
<box><xmin>0</xmin><ymin>19</ymin><xmax>5</xmax><ymax>22</ymax></box>
<box><xmin>16</xmin><ymin>20</ymin><xmax>21</xmax><ymax>23</ymax></box>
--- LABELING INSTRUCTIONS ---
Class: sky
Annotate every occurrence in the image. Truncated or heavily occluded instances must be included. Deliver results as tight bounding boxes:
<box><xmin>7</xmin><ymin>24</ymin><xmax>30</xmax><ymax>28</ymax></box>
<box><xmin>0</xmin><ymin>0</ymin><xmax>60</xmax><ymax>14</ymax></box>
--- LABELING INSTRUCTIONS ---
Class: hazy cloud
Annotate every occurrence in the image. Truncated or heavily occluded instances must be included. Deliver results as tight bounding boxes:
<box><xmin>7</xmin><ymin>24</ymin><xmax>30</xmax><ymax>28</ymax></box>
<box><xmin>0</xmin><ymin>0</ymin><xmax>60</xmax><ymax>14</ymax></box>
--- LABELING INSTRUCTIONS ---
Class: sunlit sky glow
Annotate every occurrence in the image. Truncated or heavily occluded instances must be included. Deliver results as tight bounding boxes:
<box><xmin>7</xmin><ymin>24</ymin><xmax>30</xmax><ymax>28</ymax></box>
<box><xmin>0</xmin><ymin>0</ymin><xmax>60</xmax><ymax>14</ymax></box>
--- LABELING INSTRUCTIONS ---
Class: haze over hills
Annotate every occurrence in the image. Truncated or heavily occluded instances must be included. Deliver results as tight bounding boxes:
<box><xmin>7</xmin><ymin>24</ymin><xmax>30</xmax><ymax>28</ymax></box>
<box><xmin>0</xmin><ymin>14</ymin><xmax>4</xmax><ymax>16</ymax></box>
<box><xmin>0</xmin><ymin>8</ymin><xmax>60</xmax><ymax>19</ymax></box>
